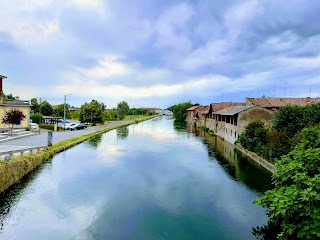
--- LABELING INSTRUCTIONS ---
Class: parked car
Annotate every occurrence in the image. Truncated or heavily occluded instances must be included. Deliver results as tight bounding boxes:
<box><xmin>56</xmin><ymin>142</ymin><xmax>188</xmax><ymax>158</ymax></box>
<box><xmin>76</xmin><ymin>123</ymin><xmax>87</xmax><ymax>130</ymax></box>
<box><xmin>29</xmin><ymin>120</ymin><xmax>37</xmax><ymax>129</ymax></box>
<box><xmin>70</xmin><ymin>123</ymin><xmax>87</xmax><ymax>131</ymax></box>
<box><xmin>67</xmin><ymin>123</ymin><xmax>78</xmax><ymax>130</ymax></box>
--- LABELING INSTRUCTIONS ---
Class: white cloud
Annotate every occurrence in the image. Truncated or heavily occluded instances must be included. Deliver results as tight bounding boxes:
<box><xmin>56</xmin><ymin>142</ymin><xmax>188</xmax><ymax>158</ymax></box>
<box><xmin>65</xmin><ymin>56</ymin><xmax>131</xmax><ymax>84</ymax></box>
<box><xmin>155</xmin><ymin>3</ymin><xmax>193</xmax><ymax>51</ymax></box>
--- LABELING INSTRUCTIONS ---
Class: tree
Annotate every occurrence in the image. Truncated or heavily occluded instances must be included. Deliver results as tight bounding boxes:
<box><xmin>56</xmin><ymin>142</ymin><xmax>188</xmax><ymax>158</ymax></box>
<box><xmin>105</xmin><ymin>109</ymin><xmax>117</xmax><ymax>121</ymax></box>
<box><xmin>3</xmin><ymin>93</ymin><xmax>16</xmax><ymax>100</ymax></box>
<box><xmin>237</xmin><ymin>120</ymin><xmax>268</xmax><ymax>153</ymax></box>
<box><xmin>79</xmin><ymin>100</ymin><xmax>105</xmax><ymax>124</ymax></box>
<box><xmin>117</xmin><ymin>101</ymin><xmax>130</xmax><ymax>120</ymax></box>
<box><xmin>173</xmin><ymin>101</ymin><xmax>193</xmax><ymax>121</ymax></box>
<box><xmin>2</xmin><ymin>109</ymin><xmax>26</xmax><ymax>136</ymax></box>
<box><xmin>39</xmin><ymin>101</ymin><xmax>53</xmax><ymax>116</ymax></box>
<box><xmin>53</xmin><ymin>104</ymin><xmax>70</xmax><ymax>118</ymax></box>
<box><xmin>254</xmin><ymin>127</ymin><xmax>320</xmax><ymax>239</ymax></box>
<box><xmin>30</xmin><ymin>98</ymin><xmax>40</xmax><ymax>113</ymax></box>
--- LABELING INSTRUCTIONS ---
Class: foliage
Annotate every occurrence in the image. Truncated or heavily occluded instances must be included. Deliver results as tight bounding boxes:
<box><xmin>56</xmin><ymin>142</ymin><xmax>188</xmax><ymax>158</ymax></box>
<box><xmin>2</xmin><ymin>109</ymin><xmax>26</xmax><ymax>127</ymax></box>
<box><xmin>40</xmin><ymin>124</ymin><xmax>61</xmax><ymax>131</ymax></box>
<box><xmin>104</xmin><ymin>109</ymin><xmax>117</xmax><ymax>121</ymax></box>
<box><xmin>117</xmin><ymin>101</ymin><xmax>130</xmax><ymax>120</ymax></box>
<box><xmin>254</xmin><ymin>127</ymin><xmax>320</xmax><ymax>239</ymax></box>
<box><xmin>39</xmin><ymin>101</ymin><xmax>53</xmax><ymax>116</ymax></box>
<box><xmin>30</xmin><ymin>98</ymin><xmax>39</xmax><ymax>113</ymax></box>
<box><xmin>79</xmin><ymin>100</ymin><xmax>105</xmax><ymax>124</ymax></box>
<box><xmin>25</xmin><ymin>126</ymin><xmax>31</xmax><ymax>131</ymax></box>
<box><xmin>30</xmin><ymin>114</ymin><xmax>43</xmax><ymax>124</ymax></box>
<box><xmin>173</xmin><ymin>101</ymin><xmax>192</xmax><ymax>121</ymax></box>
<box><xmin>273</xmin><ymin>105</ymin><xmax>305</xmax><ymax>138</ymax></box>
<box><xmin>273</xmin><ymin>103</ymin><xmax>320</xmax><ymax>138</ymax></box>
<box><xmin>237</xmin><ymin>120</ymin><xmax>268</xmax><ymax>153</ymax></box>
<box><xmin>70</xmin><ymin>109</ymin><xmax>81</xmax><ymax>119</ymax></box>
<box><xmin>53</xmin><ymin>104</ymin><xmax>70</xmax><ymax>118</ymax></box>
<box><xmin>3</xmin><ymin>93</ymin><xmax>16</xmax><ymax>100</ymax></box>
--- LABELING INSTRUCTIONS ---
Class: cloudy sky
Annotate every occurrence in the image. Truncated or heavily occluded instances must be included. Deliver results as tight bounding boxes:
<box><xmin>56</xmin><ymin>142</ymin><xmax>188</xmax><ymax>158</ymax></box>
<box><xmin>1</xmin><ymin>0</ymin><xmax>320</xmax><ymax>108</ymax></box>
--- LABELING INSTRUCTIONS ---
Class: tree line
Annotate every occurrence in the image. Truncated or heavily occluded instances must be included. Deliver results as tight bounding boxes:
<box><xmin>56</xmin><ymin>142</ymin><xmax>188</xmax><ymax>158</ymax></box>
<box><xmin>236</xmin><ymin>103</ymin><xmax>320</xmax><ymax>239</ymax></box>
<box><xmin>30</xmin><ymin>98</ymin><xmax>154</xmax><ymax>125</ymax></box>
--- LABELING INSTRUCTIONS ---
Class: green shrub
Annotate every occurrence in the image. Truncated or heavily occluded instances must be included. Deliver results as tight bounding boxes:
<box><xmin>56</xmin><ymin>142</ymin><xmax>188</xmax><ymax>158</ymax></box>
<box><xmin>254</xmin><ymin>126</ymin><xmax>320</xmax><ymax>239</ymax></box>
<box><xmin>39</xmin><ymin>124</ymin><xmax>61</xmax><ymax>131</ymax></box>
<box><xmin>25</xmin><ymin>126</ymin><xmax>31</xmax><ymax>131</ymax></box>
<box><xmin>30</xmin><ymin>114</ymin><xmax>43</xmax><ymax>124</ymax></box>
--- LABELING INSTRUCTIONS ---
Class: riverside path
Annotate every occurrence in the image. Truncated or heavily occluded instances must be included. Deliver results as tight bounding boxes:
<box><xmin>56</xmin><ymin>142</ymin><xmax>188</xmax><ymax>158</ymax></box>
<box><xmin>0</xmin><ymin>120</ymin><xmax>135</xmax><ymax>153</ymax></box>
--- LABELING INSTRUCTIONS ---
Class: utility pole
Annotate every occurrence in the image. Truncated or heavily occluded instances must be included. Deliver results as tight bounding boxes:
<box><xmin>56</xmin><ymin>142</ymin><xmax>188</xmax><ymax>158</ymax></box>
<box><xmin>38</xmin><ymin>97</ymin><xmax>45</xmax><ymax>134</ymax></box>
<box><xmin>284</xmin><ymin>83</ymin><xmax>287</xmax><ymax>98</ymax></box>
<box><xmin>63</xmin><ymin>95</ymin><xmax>66</xmax><ymax>131</ymax></box>
<box><xmin>64</xmin><ymin>94</ymin><xmax>71</xmax><ymax>131</ymax></box>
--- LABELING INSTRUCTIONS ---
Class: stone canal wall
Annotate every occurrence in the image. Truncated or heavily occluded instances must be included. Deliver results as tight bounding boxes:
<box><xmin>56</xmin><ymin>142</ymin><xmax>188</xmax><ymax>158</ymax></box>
<box><xmin>235</xmin><ymin>144</ymin><xmax>275</xmax><ymax>173</ymax></box>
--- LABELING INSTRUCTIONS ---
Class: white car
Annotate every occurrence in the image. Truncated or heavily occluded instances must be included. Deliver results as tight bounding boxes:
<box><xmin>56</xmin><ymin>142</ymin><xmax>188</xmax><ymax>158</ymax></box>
<box><xmin>60</xmin><ymin>123</ymin><xmax>73</xmax><ymax>130</ymax></box>
<box><xmin>29</xmin><ymin>120</ymin><xmax>37</xmax><ymax>129</ymax></box>
<box><xmin>66</xmin><ymin>123</ymin><xmax>78</xmax><ymax>130</ymax></box>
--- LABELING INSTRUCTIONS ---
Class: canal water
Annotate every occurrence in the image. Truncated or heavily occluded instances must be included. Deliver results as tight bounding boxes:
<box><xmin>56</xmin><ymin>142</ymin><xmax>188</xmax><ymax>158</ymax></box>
<box><xmin>0</xmin><ymin>117</ymin><xmax>271</xmax><ymax>240</ymax></box>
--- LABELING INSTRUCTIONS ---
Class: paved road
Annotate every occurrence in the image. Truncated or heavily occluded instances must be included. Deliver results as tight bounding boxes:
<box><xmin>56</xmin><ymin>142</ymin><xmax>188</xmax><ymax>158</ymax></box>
<box><xmin>0</xmin><ymin>120</ymin><xmax>133</xmax><ymax>153</ymax></box>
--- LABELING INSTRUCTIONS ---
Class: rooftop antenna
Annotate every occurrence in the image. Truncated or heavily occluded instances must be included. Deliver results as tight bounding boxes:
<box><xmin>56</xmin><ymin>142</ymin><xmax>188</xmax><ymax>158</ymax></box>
<box><xmin>273</xmin><ymin>84</ymin><xmax>276</xmax><ymax>98</ymax></box>
<box><xmin>284</xmin><ymin>83</ymin><xmax>287</xmax><ymax>98</ymax></box>
<box><xmin>290</xmin><ymin>90</ymin><xmax>291</xmax><ymax>98</ymax></box>
<box><xmin>310</xmin><ymin>84</ymin><xmax>312</xmax><ymax>98</ymax></box>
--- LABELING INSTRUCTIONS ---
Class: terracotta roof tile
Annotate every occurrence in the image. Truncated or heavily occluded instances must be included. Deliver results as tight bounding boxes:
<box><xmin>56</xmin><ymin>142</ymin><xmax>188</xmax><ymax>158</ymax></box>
<box><xmin>210</xmin><ymin>102</ymin><xmax>246</xmax><ymax>112</ymax></box>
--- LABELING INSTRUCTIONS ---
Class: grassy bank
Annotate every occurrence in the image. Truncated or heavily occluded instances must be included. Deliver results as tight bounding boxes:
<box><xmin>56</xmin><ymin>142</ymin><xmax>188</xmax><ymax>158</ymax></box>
<box><xmin>0</xmin><ymin>116</ymin><xmax>157</xmax><ymax>194</ymax></box>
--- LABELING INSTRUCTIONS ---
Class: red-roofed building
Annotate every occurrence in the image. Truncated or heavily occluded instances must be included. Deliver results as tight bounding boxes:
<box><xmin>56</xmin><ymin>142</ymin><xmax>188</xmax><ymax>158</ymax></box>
<box><xmin>246</xmin><ymin>97</ymin><xmax>320</xmax><ymax>111</ymax></box>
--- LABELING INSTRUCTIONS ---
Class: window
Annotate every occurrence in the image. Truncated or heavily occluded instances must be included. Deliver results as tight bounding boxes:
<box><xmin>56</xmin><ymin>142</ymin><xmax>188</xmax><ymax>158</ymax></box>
<box><xmin>235</xmin><ymin>132</ymin><xmax>237</xmax><ymax>138</ymax></box>
<box><xmin>231</xmin><ymin>130</ymin><xmax>232</xmax><ymax>136</ymax></box>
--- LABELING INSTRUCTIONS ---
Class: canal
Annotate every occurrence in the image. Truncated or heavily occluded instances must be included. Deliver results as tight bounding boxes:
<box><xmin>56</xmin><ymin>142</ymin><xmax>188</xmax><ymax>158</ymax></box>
<box><xmin>0</xmin><ymin>117</ymin><xmax>271</xmax><ymax>240</ymax></box>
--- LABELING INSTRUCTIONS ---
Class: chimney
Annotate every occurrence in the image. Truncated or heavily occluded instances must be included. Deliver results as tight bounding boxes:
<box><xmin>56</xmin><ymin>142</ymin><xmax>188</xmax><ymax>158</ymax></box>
<box><xmin>0</xmin><ymin>75</ymin><xmax>7</xmax><ymax>95</ymax></box>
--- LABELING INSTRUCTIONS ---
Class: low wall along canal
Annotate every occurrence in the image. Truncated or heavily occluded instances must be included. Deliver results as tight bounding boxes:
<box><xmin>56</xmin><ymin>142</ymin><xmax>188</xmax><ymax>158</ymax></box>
<box><xmin>0</xmin><ymin>117</ymin><xmax>271</xmax><ymax>240</ymax></box>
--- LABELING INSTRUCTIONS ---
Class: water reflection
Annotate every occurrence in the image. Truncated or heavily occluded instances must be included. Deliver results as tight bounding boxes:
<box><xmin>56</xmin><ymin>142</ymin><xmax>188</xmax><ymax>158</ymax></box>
<box><xmin>0</xmin><ymin>117</ymin><xmax>270</xmax><ymax>240</ymax></box>
<box><xmin>188</xmin><ymin>123</ymin><xmax>272</xmax><ymax>193</ymax></box>
<box><xmin>116</xmin><ymin>126</ymin><xmax>129</xmax><ymax>140</ymax></box>
<box><xmin>87</xmin><ymin>135</ymin><xmax>103</xmax><ymax>147</ymax></box>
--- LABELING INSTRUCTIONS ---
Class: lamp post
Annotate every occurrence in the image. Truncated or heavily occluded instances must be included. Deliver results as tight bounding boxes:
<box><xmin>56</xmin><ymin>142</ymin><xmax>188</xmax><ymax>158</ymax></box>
<box><xmin>37</xmin><ymin>97</ymin><xmax>45</xmax><ymax>134</ymax></box>
<box><xmin>64</xmin><ymin>94</ymin><xmax>71</xmax><ymax>131</ymax></box>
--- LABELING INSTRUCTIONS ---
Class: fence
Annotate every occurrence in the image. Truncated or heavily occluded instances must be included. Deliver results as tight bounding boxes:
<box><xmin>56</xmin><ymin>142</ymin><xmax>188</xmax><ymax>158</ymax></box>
<box><xmin>0</xmin><ymin>145</ymin><xmax>48</xmax><ymax>162</ymax></box>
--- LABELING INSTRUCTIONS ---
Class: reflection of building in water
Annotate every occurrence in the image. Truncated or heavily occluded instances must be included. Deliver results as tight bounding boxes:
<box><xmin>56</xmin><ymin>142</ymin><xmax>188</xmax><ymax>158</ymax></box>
<box><xmin>189</xmin><ymin>127</ymin><xmax>272</xmax><ymax>192</ymax></box>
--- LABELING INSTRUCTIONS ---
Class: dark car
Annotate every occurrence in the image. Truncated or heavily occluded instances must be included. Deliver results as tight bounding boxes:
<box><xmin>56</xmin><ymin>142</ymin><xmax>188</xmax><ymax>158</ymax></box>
<box><xmin>76</xmin><ymin>123</ymin><xmax>87</xmax><ymax>130</ymax></box>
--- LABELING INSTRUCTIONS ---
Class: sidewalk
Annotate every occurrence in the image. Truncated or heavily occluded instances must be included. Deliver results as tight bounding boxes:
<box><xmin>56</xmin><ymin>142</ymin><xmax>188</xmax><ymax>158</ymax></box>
<box><xmin>0</xmin><ymin>120</ymin><xmax>132</xmax><ymax>153</ymax></box>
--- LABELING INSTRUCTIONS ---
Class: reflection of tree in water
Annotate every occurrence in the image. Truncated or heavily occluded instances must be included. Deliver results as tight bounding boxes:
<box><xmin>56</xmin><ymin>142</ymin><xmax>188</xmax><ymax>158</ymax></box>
<box><xmin>202</xmin><ymin>132</ymin><xmax>272</xmax><ymax>193</ymax></box>
<box><xmin>88</xmin><ymin>135</ymin><xmax>103</xmax><ymax>147</ymax></box>
<box><xmin>117</xmin><ymin>127</ymin><xmax>129</xmax><ymax>140</ymax></box>
<box><xmin>0</xmin><ymin>160</ymin><xmax>52</xmax><ymax>229</ymax></box>
<box><xmin>173</xmin><ymin>120</ymin><xmax>187</xmax><ymax>132</ymax></box>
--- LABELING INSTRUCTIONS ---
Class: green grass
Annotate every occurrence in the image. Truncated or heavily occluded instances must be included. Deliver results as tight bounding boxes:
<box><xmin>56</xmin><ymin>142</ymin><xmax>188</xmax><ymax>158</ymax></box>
<box><xmin>123</xmin><ymin>115</ymin><xmax>149</xmax><ymax>120</ymax></box>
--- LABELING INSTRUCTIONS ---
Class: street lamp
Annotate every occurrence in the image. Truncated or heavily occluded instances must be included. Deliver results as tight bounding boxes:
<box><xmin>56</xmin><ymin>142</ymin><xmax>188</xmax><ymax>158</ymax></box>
<box><xmin>64</xmin><ymin>94</ymin><xmax>72</xmax><ymax>131</ymax></box>
<box><xmin>37</xmin><ymin>97</ymin><xmax>45</xmax><ymax>134</ymax></box>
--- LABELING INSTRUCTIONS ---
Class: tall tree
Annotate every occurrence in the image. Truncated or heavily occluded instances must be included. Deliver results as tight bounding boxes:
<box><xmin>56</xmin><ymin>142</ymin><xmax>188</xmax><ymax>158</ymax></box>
<box><xmin>53</xmin><ymin>104</ymin><xmax>70</xmax><ymax>118</ymax></box>
<box><xmin>79</xmin><ymin>100</ymin><xmax>105</xmax><ymax>124</ymax></box>
<box><xmin>173</xmin><ymin>101</ymin><xmax>193</xmax><ymax>121</ymax></box>
<box><xmin>30</xmin><ymin>98</ymin><xmax>40</xmax><ymax>113</ymax></box>
<box><xmin>39</xmin><ymin>101</ymin><xmax>53</xmax><ymax>116</ymax></box>
<box><xmin>2</xmin><ymin>109</ymin><xmax>26</xmax><ymax>136</ymax></box>
<box><xmin>117</xmin><ymin>101</ymin><xmax>130</xmax><ymax>120</ymax></box>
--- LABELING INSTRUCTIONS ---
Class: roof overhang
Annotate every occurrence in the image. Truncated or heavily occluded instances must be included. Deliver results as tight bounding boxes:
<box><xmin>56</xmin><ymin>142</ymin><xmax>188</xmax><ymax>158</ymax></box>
<box><xmin>0</xmin><ymin>75</ymin><xmax>7</xmax><ymax>79</ymax></box>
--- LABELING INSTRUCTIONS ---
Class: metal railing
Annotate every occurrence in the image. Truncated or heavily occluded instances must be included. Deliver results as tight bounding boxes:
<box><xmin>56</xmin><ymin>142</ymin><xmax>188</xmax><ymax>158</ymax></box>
<box><xmin>0</xmin><ymin>145</ymin><xmax>48</xmax><ymax>162</ymax></box>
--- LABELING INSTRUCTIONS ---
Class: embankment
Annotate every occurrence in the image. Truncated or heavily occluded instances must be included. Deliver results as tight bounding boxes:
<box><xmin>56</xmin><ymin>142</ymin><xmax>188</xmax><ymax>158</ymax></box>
<box><xmin>235</xmin><ymin>144</ymin><xmax>275</xmax><ymax>173</ymax></box>
<box><xmin>0</xmin><ymin>116</ymin><xmax>156</xmax><ymax>193</ymax></box>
